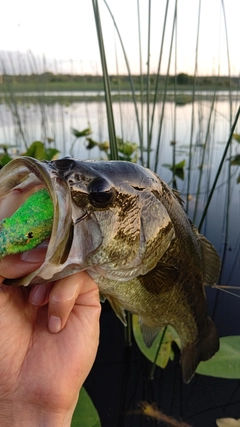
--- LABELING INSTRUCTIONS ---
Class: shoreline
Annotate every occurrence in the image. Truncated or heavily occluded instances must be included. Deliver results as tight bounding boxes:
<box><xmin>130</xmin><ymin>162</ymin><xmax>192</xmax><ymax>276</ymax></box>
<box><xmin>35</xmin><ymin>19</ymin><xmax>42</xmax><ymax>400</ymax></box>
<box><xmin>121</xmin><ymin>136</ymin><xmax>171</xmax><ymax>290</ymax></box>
<box><xmin>0</xmin><ymin>88</ymin><xmax>237</xmax><ymax>105</ymax></box>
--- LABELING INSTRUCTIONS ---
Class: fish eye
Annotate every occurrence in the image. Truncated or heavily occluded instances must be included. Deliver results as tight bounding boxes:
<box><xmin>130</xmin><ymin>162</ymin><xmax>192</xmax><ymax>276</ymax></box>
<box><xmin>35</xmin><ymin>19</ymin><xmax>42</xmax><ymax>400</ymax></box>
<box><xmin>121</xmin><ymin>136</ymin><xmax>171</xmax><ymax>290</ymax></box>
<box><xmin>54</xmin><ymin>158</ymin><xmax>76</xmax><ymax>170</ymax></box>
<box><xmin>88</xmin><ymin>178</ymin><xmax>115</xmax><ymax>208</ymax></box>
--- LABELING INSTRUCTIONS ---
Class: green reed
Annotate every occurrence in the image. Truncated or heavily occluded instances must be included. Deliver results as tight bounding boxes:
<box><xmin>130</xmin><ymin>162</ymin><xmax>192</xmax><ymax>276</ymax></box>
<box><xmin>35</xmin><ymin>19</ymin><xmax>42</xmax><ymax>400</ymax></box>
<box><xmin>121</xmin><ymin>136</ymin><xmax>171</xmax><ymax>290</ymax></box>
<box><xmin>92</xmin><ymin>0</ymin><xmax>118</xmax><ymax>160</ymax></box>
<box><xmin>101</xmin><ymin>0</ymin><xmax>143</xmax><ymax>159</ymax></box>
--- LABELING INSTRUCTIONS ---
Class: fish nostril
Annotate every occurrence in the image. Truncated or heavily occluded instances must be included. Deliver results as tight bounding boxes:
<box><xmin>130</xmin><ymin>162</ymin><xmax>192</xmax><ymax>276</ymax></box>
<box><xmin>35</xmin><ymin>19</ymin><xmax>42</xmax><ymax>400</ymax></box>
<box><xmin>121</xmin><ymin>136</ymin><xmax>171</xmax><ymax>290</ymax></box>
<box><xmin>74</xmin><ymin>173</ymin><xmax>81</xmax><ymax>181</ymax></box>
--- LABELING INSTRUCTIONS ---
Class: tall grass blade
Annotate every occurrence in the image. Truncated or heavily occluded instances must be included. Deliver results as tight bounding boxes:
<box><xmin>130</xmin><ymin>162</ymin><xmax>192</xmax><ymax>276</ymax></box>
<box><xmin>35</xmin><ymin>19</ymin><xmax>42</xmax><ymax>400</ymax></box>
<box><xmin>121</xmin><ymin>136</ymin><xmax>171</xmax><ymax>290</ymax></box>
<box><xmin>0</xmin><ymin>56</ymin><xmax>28</xmax><ymax>150</ymax></box>
<box><xmin>28</xmin><ymin>51</ymin><xmax>49</xmax><ymax>144</ymax></box>
<box><xmin>137</xmin><ymin>0</ymin><xmax>144</xmax><ymax>158</ymax></box>
<box><xmin>221</xmin><ymin>0</ymin><xmax>232</xmax><ymax>124</ymax></box>
<box><xmin>154</xmin><ymin>0</ymin><xmax>177</xmax><ymax>173</ymax></box>
<box><xmin>198</xmin><ymin>104</ymin><xmax>240</xmax><ymax>232</ymax></box>
<box><xmin>193</xmin><ymin>88</ymin><xmax>217</xmax><ymax>223</ymax></box>
<box><xmin>146</xmin><ymin>0</ymin><xmax>151</xmax><ymax>161</ymax></box>
<box><xmin>114</xmin><ymin>38</ymin><xmax>124</xmax><ymax>142</ymax></box>
<box><xmin>102</xmin><ymin>0</ymin><xmax>143</xmax><ymax>160</ymax></box>
<box><xmin>186</xmin><ymin>0</ymin><xmax>201</xmax><ymax>213</ymax></box>
<box><xmin>211</xmin><ymin>4</ymin><xmax>234</xmax><ymax>317</ymax></box>
<box><xmin>149</xmin><ymin>326</ymin><xmax>167</xmax><ymax>380</ymax></box>
<box><xmin>148</xmin><ymin>0</ymin><xmax>170</xmax><ymax>168</ymax></box>
<box><xmin>171</xmin><ymin>1</ymin><xmax>178</xmax><ymax>189</ymax></box>
<box><xmin>92</xmin><ymin>0</ymin><xmax>118</xmax><ymax>160</ymax></box>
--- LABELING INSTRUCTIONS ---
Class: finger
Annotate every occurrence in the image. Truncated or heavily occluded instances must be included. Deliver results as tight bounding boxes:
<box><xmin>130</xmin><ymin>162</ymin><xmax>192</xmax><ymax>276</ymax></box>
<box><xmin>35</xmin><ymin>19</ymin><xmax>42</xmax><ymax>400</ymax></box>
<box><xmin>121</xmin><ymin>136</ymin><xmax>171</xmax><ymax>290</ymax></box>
<box><xmin>0</xmin><ymin>241</ymin><xmax>48</xmax><ymax>280</ymax></box>
<box><xmin>29</xmin><ymin>282</ymin><xmax>54</xmax><ymax>306</ymax></box>
<box><xmin>47</xmin><ymin>271</ymin><xmax>101</xmax><ymax>334</ymax></box>
<box><xmin>0</xmin><ymin>186</ymin><xmax>43</xmax><ymax>220</ymax></box>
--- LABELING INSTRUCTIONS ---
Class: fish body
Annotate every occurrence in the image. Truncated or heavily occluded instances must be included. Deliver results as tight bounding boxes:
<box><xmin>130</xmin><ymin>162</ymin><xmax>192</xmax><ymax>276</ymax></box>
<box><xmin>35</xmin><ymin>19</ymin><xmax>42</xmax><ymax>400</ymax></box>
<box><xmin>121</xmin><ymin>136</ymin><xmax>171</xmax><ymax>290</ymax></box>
<box><xmin>0</xmin><ymin>157</ymin><xmax>221</xmax><ymax>382</ymax></box>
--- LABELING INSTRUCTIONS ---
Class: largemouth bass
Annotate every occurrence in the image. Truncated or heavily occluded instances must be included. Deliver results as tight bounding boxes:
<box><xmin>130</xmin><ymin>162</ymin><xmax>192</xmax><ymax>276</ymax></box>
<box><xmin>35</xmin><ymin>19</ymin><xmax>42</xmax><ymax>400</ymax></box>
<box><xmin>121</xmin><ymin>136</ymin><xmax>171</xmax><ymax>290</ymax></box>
<box><xmin>0</xmin><ymin>156</ymin><xmax>220</xmax><ymax>382</ymax></box>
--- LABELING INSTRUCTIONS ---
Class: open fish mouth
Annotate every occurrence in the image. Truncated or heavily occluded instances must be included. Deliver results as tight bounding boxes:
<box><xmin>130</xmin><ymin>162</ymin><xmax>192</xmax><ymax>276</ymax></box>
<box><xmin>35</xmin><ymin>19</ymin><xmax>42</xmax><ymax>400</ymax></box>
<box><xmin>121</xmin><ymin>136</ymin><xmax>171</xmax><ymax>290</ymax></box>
<box><xmin>0</xmin><ymin>157</ymin><xmax>77</xmax><ymax>286</ymax></box>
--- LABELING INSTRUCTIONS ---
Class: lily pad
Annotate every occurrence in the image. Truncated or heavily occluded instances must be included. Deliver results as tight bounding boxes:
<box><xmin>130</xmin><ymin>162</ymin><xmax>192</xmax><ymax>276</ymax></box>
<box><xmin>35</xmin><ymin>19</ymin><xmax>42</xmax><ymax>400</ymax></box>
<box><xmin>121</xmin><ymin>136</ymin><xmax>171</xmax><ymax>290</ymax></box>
<box><xmin>98</xmin><ymin>141</ymin><xmax>110</xmax><ymax>152</ymax></box>
<box><xmin>196</xmin><ymin>336</ymin><xmax>240</xmax><ymax>379</ymax></box>
<box><xmin>72</xmin><ymin>387</ymin><xmax>101</xmax><ymax>427</ymax></box>
<box><xmin>23</xmin><ymin>141</ymin><xmax>59</xmax><ymax>161</ymax></box>
<box><xmin>0</xmin><ymin>153</ymin><xmax>13</xmax><ymax>167</ymax></box>
<box><xmin>162</xmin><ymin>159</ymin><xmax>186</xmax><ymax>180</ymax></box>
<box><xmin>216</xmin><ymin>418</ymin><xmax>240</xmax><ymax>427</ymax></box>
<box><xmin>232</xmin><ymin>133</ymin><xmax>240</xmax><ymax>143</ymax></box>
<box><xmin>230</xmin><ymin>154</ymin><xmax>240</xmax><ymax>166</ymax></box>
<box><xmin>85</xmin><ymin>137</ymin><xmax>99</xmax><ymax>150</ymax></box>
<box><xmin>132</xmin><ymin>315</ymin><xmax>180</xmax><ymax>369</ymax></box>
<box><xmin>71</xmin><ymin>127</ymin><xmax>92</xmax><ymax>138</ymax></box>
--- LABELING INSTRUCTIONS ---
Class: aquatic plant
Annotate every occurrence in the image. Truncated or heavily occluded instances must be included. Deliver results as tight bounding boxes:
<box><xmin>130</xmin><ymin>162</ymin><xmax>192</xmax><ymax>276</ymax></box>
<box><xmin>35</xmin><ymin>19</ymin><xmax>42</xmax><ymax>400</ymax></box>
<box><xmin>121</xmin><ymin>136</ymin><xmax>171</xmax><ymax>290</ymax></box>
<box><xmin>91</xmin><ymin>0</ymin><xmax>240</xmax><ymax>393</ymax></box>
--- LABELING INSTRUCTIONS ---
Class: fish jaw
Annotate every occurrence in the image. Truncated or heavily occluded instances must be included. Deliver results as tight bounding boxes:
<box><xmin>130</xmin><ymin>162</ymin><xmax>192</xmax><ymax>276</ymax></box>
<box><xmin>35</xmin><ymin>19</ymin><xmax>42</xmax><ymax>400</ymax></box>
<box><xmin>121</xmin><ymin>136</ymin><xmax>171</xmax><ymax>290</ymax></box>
<box><xmin>0</xmin><ymin>157</ymin><xmax>74</xmax><ymax>286</ymax></box>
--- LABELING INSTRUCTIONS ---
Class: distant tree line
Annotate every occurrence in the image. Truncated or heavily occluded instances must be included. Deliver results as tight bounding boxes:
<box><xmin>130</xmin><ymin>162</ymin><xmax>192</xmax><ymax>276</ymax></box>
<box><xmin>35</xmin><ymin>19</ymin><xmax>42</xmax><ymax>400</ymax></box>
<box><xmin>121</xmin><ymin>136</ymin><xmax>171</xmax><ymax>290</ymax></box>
<box><xmin>1</xmin><ymin>72</ymin><xmax>239</xmax><ymax>87</ymax></box>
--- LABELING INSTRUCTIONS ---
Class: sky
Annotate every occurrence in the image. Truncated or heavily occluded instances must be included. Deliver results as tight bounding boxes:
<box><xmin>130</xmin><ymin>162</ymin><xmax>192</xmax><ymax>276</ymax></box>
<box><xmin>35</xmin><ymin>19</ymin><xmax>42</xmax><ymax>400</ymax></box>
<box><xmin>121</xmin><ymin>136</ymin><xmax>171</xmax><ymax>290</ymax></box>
<box><xmin>1</xmin><ymin>0</ymin><xmax>240</xmax><ymax>76</ymax></box>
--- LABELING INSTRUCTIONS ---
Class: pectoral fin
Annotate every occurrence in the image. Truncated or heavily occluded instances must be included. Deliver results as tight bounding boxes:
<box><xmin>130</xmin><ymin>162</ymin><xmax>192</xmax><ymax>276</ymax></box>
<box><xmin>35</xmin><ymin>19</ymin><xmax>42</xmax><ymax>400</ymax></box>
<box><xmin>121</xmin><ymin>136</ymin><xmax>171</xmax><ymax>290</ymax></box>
<box><xmin>99</xmin><ymin>292</ymin><xmax>106</xmax><ymax>303</ymax></box>
<box><xmin>138</xmin><ymin>263</ymin><xmax>178</xmax><ymax>347</ymax></box>
<box><xmin>106</xmin><ymin>295</ymin><xmax>127</xmax><ymax>326</ymax></box>
<box><xmin>139</xmin><ymin>318</ymin><xmax>161</xmax><ymax>348</ymax></box>
<box><xmin>141</xmin><ymin>262</ymin><xmax>179</xmax><ymax>294</ymax></box>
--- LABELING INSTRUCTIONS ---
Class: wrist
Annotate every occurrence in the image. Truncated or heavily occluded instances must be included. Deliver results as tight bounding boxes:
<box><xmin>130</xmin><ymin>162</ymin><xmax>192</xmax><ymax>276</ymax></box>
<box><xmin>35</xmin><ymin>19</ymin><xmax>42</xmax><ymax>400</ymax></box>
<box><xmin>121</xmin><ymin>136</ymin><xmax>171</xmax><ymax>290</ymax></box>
<box><xmin>0</xmin><ymin>400</ymin><xmax>74</xmax><ymax>427</ymax></box>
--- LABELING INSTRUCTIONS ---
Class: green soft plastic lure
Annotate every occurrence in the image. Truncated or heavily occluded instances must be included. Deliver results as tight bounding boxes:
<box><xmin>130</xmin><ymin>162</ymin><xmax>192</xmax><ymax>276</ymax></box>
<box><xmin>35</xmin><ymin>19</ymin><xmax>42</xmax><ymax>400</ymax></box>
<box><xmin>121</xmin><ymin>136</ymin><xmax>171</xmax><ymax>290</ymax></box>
<box><xmin>0</xmin><ymin>189</ymin><xmax>53</xmax><ymax>258</ymax></box>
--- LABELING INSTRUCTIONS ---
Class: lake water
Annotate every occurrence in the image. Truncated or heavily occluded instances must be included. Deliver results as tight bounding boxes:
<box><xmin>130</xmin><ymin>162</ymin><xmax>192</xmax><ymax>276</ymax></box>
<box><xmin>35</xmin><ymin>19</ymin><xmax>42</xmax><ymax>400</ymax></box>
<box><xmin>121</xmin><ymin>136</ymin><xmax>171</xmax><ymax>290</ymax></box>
<box><xmin>0</xmin><ymin>96</ymin><xmax>239</xmax><ymax>289</ymax></box>
<box><xmin>1</xmin><ymin>94</ymin><xmax>240</xmax><ymax>425</ymax></box>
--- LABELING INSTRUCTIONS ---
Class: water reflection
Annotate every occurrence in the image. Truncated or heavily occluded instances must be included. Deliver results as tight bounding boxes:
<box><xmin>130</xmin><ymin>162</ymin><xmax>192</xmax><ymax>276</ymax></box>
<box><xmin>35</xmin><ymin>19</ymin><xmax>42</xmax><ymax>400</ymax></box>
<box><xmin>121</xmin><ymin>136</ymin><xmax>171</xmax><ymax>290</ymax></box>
<box><xmin>0</xmin><ymin>98</ymin><xmax>239</xmax><ymax>322</ymax></box>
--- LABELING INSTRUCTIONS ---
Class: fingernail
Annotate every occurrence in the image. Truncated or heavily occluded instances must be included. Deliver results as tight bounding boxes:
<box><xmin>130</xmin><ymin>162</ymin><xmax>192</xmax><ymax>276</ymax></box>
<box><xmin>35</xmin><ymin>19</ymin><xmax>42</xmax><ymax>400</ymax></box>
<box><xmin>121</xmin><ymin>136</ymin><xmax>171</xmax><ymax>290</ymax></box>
<box><xmin>49</xmin><ymin>315</ymin><xmax>62</xmax><ymax>333</ymax></box>
<box><xmin>20</xmin><ymin>241</ymin><xmax>48</xmax><ymax>264</ymax></box>
<box><xmin>30</xmin><ymin>284</ymin><xmax>48</xmax><ymax>305</ymax></box>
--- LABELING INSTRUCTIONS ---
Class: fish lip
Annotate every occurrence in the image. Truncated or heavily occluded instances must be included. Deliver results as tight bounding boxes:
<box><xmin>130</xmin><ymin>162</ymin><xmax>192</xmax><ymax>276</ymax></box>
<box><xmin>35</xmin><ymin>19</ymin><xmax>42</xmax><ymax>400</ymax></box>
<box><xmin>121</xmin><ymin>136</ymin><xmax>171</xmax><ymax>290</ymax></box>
<box><xmin>0</xmin><ymin>156</ymin><xmax>73</xmax><ymax>286</ymax></box>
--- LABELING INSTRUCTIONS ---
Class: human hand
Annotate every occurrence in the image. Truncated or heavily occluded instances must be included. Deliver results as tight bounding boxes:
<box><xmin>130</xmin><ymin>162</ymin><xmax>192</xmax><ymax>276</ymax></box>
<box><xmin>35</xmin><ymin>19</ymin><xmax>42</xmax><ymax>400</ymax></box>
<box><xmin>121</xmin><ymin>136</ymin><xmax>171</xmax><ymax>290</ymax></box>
<box><xmin>0</xmin><ymin>240</ymin><xmax>101</xmax><ymax>427</ymax></box>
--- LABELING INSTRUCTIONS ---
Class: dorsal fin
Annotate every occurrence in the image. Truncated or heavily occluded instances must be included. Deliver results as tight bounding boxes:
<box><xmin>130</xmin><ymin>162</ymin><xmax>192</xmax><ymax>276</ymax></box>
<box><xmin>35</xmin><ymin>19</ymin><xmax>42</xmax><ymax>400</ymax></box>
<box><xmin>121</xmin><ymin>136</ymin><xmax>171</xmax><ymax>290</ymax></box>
<box><xmin>191</xmin><ymin>223</ymin><xmax>221</xmax><ymax>286</ymax></box>
<box><xmin>172</xmin><ymin>188</ymin><xmax>185</xmax><ymax>207</ymax></box>
<box><xmin>199</xmin><ymin>234</ymin><xmax>221</xmax><ymax>285</ymax></box>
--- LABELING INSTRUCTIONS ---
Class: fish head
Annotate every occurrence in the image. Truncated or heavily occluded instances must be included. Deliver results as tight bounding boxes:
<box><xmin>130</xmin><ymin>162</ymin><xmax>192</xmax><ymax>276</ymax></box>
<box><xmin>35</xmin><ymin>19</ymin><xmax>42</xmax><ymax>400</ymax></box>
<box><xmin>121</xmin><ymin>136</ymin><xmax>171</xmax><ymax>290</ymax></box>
<box><xmin>0</xmin><ymin>157</ymin><xmax>175</xmax><ymax>286</ymax></box>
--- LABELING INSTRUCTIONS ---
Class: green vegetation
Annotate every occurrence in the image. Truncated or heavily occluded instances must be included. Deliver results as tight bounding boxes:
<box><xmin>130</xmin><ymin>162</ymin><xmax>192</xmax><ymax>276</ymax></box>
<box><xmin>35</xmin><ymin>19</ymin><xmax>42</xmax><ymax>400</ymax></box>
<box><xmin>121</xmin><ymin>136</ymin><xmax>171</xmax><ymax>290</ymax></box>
<box><xmin>72</xmin><ymin>387</ymin><xmax>101</xmax><ymax>427</ymax></box>
<box><xmin>1</xmin><ymin>72</ymin><xmax>239</xmax><ymax>91</ymax></box>
<box><xmin>0</xmin><ymin>72</ymin><xmax>238</xmax><ymax>105</ymax></box>
<box><xmin>196</xmin><ymin>336</ymin><xmax>240</xmax><ymax>379</ymax></box>
<box><xmin>0</xmin><ymin>72</ymin><xmax>239</xmax><ymax>96</ymax></box>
